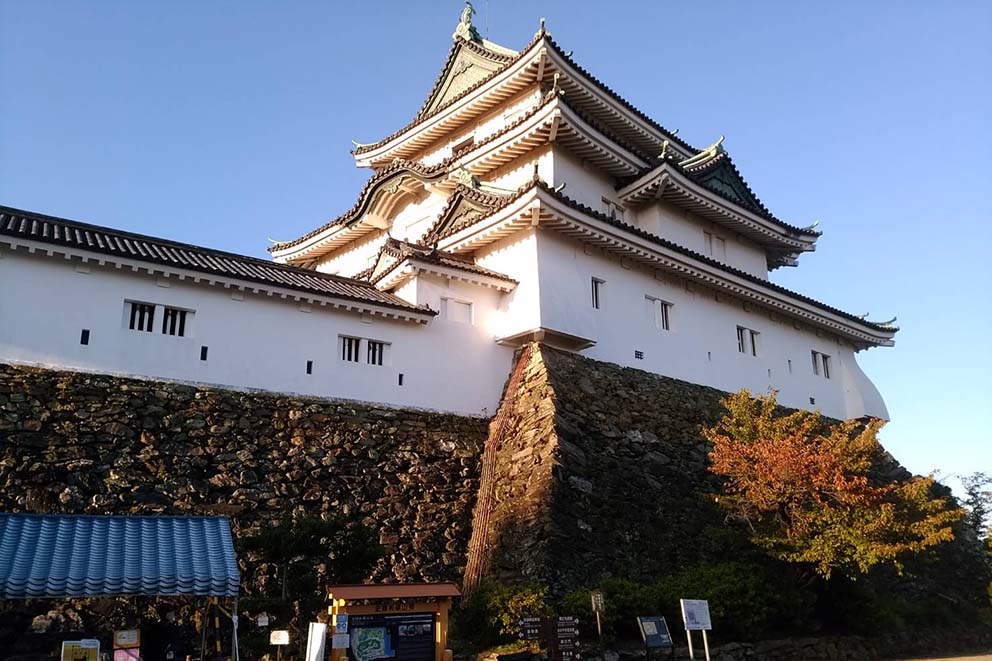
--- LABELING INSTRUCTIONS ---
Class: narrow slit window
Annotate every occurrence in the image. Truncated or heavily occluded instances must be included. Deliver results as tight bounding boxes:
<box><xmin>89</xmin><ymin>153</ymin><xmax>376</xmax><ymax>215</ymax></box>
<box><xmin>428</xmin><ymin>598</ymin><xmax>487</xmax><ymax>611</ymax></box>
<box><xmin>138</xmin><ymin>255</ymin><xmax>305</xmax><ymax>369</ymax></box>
<box><xmin>200</xmin><ymin>346</ymin><xmax>208</xmax><ymax>361</ymax></box>
<box><xmin>591</xmin><ymin>278</ymin><xmax>604</xmax><ymax>310</ymax></box>
<box><xmin>128</xmin><ymin>301</ymin><xmax>156</xmax><ymax>332</ymax></box>
<box><xmin>161</xmin><ymin>307</ymin><xmax>189</xmax><ymax>337</ymax></box>
<box><xmin>367</xmin><ymin>340</ymin><xmax>385</xmax><ymax>366</ymax></box>
<box><xmin>306</xmin><ymin>360</ymin><xmax>313</xmax><ymax>375</ymax></box>
<box><xmin>80</xmin><ymin>329</ymin><xmax>90</xmax><ymax>345</ymax></box>
<box><xmin>341</xmin><ymin>336</ymin><xmax>361</xmax><ymax>363</ymax></box>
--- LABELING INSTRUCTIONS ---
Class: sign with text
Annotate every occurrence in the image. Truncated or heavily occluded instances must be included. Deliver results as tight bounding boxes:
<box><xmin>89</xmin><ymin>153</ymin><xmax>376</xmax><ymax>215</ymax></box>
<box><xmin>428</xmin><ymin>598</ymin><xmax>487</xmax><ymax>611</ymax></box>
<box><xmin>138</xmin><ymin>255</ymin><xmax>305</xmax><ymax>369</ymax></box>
<box><xmin>270</xmin><ymin>630</ymin><xmax>290</xmax><ymax>645</ymax></box>
<box><xmin>113</xmin><ymin>630</ymin><xmax>140</xmax><ymax>649</ymax></box>
<box><xmin>679</xmin><ymin>599</ymin><xmax>712</xmax><ymax>631</ymax></box>
<box><xmin>335</xmin><ymin>613</ymin><xmax>350</xmax><ymax>634</ymax></box>
<box><xmin>517</xmin><ymin>616</ymin><xmax>542</xmax><ymax>641</ymax></box>
<box><xmin>590</xmin><ymin>590</ymin><xmax>605</xmax><ymax>613</ymax></box>
<box><xmin>637</xmin><ymin>616</ymin><xmax>673</xmax><ymax>648</ymax></box>
<box><xmin>332</xmin><ymin>633</ymin><xmax>351</xmax><ymax>649</ymax></box>
<box><xmin>61</xmin><ymin>640</ymin><xmax>100</xmax><ymax>661</ymax></box>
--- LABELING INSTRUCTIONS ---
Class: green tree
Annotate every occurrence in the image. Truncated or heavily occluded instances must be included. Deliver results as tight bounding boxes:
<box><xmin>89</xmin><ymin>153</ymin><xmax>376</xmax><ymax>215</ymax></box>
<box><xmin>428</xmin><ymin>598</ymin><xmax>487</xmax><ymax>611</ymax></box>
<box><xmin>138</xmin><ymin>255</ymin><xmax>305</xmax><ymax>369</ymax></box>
<box><xmin>703</xmin><ymin>390</ymin><xmax>964</xmax><ymax>579</ymax></box>
<box><xmin>961</xmin><ymin>472</ymin><xmax>992</xmax><ymax>539</ymax></box>
<box><xmin>238</xmin><ymin>515</ymin><xmax>382</xmax><ymax>649</ymax></box>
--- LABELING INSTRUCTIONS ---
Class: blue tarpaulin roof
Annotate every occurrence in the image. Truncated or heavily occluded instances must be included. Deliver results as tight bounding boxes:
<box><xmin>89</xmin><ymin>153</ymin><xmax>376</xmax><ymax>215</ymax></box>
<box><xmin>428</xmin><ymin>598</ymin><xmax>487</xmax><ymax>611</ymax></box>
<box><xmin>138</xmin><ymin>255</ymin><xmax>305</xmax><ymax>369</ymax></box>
<box><xmin>0</xmin><ymin>514</ymin><xmax>240</xmax><ymax>599</ymax></box>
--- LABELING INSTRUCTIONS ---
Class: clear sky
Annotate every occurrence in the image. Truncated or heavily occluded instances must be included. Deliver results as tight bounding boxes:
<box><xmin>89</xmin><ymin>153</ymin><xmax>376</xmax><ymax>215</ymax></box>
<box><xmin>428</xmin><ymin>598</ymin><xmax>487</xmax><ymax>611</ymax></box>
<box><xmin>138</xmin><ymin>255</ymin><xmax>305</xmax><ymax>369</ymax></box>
<box><xmin>1</xmin><ymin>1</ymin><xmax>989</xmax><ymax>496</ymax></box>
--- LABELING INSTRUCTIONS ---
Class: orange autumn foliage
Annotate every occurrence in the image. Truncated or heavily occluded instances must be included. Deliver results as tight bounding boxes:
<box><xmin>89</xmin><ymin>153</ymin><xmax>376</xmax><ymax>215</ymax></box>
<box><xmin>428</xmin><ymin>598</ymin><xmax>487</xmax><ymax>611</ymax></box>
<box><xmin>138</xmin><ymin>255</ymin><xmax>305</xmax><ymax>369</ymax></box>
<box><xmin>704</xmin><ymin>390</ymin><xmax>963</xmax><ymax>578</ymax></box>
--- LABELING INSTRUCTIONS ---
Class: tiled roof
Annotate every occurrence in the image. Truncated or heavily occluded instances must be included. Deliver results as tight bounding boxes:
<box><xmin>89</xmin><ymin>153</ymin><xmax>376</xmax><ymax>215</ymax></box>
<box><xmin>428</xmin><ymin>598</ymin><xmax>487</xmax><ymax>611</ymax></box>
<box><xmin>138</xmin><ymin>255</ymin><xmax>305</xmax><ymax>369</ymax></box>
<box><xmin>353</xmin><ymin>32</ymin><xmax>545</xmax><ymax>157</ymax></box>
<box><xmin>671</xmin><ymin>151</ymin><xmax>820</xmax><ymax>237</ymax></box>
<box><xmin>416</xmin><ymin>36</ymin><xmax>517</xmax><ymax>119</ymax></box>
<box><xmin>269</xmin><ymin>159</ymin><xmax>448</xmax><ymax>252</ymax></box>
<box><xmin>376</xmin><ymin>236</ymin><xmax>516</xmax><ymax>284</ymax></box>
<box><xmin>0</xmin><ymin>514</ymin><xmax>240</xmax><ymax>598</ymax></box>
<box><xmin>0</xmin><ymin>205</ymin><xmax>431</xmax><ymax>316</ymax></box>
<box><xmin>536</xmin><ymin>182</ymin><xmax>893</xmax><ymax>333</ymax></box>
<box><xmin>439</xmin><ymin>179</ymin><xmax>896</xmax><ymax>336</ymax></box>
<box><xmin>354</xmin><ymin>32</ymin><xmax>693</xmax><ymax>158</ymax></box>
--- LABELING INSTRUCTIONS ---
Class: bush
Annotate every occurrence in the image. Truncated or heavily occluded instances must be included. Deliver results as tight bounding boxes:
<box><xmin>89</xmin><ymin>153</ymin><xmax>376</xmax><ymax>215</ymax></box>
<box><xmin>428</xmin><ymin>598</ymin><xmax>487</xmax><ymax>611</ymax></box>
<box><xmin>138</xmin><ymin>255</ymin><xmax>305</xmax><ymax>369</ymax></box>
<box><xmin>451</xmin><ymin>580</ymin><xmax>551</xmax><ymax>649</ymax></box>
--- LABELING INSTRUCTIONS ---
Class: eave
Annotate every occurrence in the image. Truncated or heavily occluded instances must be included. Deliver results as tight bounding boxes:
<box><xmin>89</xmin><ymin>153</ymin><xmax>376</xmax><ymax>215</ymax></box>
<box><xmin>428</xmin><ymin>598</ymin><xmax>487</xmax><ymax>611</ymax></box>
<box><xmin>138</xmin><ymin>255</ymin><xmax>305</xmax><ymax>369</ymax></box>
<box><xmin>374</xmin><ymin>257</ymin><xmax>518</xmax><ymax>294</ymax></box>
<box><xmin>617</xmin><ymin>162</ymin><xmax>818</xmax><ymax>254</ymax></box>
<box><xmin>1</xmin><ymin>236</ymin><xmax>435</xmax><ymax>324</ymax></box>
<box><xmin>270</xmin><ymin>161</ymin><xmax>447</xmax><ymax>264</ymax></box>
<box><xmin>435</xmin><ymin>182</ymin><xmax>897</xmax><ymax>348</ymax></box>
<box><xmin>453</xmin><ymin>92</ymin><xmax>652</xmax><ymax>180</ymax></box>
<box><xmin>353</xmin><ymin>33</ymin><xmax>697</xmax><ymax>169</ymax></box>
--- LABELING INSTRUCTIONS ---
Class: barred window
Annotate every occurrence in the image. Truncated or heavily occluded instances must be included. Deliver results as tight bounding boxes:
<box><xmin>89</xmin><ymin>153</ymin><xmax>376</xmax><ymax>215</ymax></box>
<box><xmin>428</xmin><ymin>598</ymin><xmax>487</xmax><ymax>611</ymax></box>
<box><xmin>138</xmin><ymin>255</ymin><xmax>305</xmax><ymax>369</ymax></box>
<box><xmin>161</xmin><ymin>307</ymin><xmax>189</xmax><ymax>337</ymax></box>
<box><xmin>367</xmin><ymin>340</ymin><xmax>385</xmax><ymax>366</ymax></box>
<box><xmin>341</xmin><ymin>336</ymin><xmax>361</xmax><ymax>363</ymax></box>
<box><xmin>128</xmin><ymin>302</ymin><xmax>156</xmax><ymax>332</ymax></box>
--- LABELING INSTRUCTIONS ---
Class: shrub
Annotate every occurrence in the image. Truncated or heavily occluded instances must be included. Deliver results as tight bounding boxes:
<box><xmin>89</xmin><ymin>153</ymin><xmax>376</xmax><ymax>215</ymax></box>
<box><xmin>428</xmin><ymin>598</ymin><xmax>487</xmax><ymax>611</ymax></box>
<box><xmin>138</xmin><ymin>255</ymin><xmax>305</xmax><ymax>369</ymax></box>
<box><xmin>451</xmin><ymin>580</ymin><xmax>551</xmax><ymax>649</ymax></box>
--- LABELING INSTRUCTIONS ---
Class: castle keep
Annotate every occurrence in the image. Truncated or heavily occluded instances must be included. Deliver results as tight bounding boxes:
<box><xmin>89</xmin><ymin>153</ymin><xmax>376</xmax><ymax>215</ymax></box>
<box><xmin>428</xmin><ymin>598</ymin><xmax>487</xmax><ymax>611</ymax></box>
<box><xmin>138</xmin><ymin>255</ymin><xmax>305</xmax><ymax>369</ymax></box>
<box><xmin>0</xmin><ymin>7</ymin><xmax>896</xmax><ymax>423</ymax></box>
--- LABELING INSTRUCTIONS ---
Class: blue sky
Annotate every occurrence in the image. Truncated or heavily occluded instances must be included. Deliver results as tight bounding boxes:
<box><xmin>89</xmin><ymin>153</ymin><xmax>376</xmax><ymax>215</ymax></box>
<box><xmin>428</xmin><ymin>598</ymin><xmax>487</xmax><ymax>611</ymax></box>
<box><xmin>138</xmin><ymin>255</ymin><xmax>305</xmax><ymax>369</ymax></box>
<box><xmin>1</xmin><ymin>1</ymin><xmax>989</xmax><ymax>497</ymax></box>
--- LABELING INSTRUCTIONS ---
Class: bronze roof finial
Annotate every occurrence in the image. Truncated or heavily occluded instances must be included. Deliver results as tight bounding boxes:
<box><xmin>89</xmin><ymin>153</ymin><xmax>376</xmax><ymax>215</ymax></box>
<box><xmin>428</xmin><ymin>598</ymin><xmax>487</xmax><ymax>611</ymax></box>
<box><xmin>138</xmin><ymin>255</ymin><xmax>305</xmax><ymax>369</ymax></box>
<box><xmin>454</xmin><ymin>1</ymin><xmax>481</xmax><ymax>42</ymax></box>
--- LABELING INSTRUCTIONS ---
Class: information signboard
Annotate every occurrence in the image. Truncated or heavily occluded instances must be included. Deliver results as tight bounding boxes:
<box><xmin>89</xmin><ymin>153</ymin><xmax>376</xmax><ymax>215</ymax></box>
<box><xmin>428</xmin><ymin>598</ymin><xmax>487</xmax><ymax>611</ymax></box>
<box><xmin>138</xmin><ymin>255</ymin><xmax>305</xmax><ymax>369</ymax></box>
<box><xmin>637</xmin><ymin>616</ymin><xmax>673</xmax><ymax>649</ymax></box>
<box><xmin>271</xmin><ymin>630</ymin><xmax>290</xmax><ymax>645</ymax></box>
<box><xmin>113</xmin><ymin>630</ymin><xmax>140</xmax><ymax>649</ymax></box>
<box><xmin>517</xmin><ymin>616</ymin><xmax>542</xmax><ymax>641</ymax></box>
<box><xmin>335</xmin><ymin>613</ymin><xmax>350</xmax><ymax>634</ymax></box>
<box><xmin>590</xmin><ymin>590</ymin><xmax>604</xmax><ymax>613</ymax></box>
<box><xmin>61</xmin><ymin>640</ymin><xmax>100</xmax><ymax>661</ymax></box>
<box><xmin>679</xmin><ymin>600</ymin><xmax>712</xmax><ymax>631</ymax></box>
<box><xmin>332</xmin><ymin>634</ymin><xmax>351</xmax><ymax>650</ymax></box>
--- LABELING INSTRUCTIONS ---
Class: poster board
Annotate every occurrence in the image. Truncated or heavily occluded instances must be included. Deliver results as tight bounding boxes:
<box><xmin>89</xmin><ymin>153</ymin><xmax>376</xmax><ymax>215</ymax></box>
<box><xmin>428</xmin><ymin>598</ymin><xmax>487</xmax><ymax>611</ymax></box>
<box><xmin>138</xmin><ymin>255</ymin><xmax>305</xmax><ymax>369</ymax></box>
<box><xmin>61</xmin><ymin>640</ymin><xmax>100</xmax><ymax>661</ymax></box>
<box><xmin>637</xmin><ymin>616</ymin><xmax>673</xmax><ymax>648</ymax></box>
<box><xmin>679</xmin><ymin>599</ymin><xmax>712</xmax><ymax>631</ymax></box>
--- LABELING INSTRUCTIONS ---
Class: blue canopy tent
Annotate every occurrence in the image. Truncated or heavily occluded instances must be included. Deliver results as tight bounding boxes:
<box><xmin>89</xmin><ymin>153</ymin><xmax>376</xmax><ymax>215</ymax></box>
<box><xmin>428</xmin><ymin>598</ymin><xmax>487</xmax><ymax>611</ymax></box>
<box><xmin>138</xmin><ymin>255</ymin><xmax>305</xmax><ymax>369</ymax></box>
<box><xmin>0</xmin><ymin>513</ymin><xmax>241</xmax><ymax>659</ymax></box>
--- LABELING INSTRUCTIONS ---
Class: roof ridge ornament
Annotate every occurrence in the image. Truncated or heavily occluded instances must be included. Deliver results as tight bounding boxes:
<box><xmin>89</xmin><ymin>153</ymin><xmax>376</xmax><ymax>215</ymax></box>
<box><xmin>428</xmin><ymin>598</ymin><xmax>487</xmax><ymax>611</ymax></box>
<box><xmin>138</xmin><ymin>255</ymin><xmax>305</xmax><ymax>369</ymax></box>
<box><xmin>454</xmin><ymin>1</ymin><xmax>482</xmax><ymax>42</ymax></box>
<box><xmin>801</xmin><ymin>220</ymin><xmax>820</xmax><ymax>232</ymax></box>
<box><xmin>457</xmin><ymin>168</ymin><xmax>481</xmax><ymax>189</ymax></box>
<box><xmin>535</xmin><ymin>17</ymin><xmax>547</xmax><ymax>39</ymax></box>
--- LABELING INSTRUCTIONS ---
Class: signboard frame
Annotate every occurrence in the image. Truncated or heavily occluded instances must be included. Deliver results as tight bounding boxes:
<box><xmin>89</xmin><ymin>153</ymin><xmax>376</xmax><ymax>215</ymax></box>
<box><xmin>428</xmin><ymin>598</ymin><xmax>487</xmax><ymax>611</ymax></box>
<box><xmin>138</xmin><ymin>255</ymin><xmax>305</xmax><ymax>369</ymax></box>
<box><xmin>61</xmin><ymin>639</ymin><xmax>100</xmax><ymax>661</ymax></box>
<box><xmin>679</xmin><ymin>599</ymin><xmax>712</xmax><ymax>661</ymax></box>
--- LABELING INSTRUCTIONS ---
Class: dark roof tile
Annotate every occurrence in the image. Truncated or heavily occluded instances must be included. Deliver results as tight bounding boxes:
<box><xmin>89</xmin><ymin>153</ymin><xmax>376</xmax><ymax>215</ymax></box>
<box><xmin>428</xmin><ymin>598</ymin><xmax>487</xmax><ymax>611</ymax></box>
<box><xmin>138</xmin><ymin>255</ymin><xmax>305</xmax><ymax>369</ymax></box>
<box><xmin>0</xmin><ymin>205</ymin><xmax>433</xmax><ymax>316</ymax></box>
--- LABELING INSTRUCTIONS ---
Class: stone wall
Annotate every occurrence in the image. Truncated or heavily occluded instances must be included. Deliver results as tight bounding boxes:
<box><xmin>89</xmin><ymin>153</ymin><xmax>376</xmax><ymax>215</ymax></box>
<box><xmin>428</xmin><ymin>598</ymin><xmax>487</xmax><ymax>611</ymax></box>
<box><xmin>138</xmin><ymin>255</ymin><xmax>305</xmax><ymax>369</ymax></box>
<box><xmin>0</xmin><ymin>362</ymin><xmax>488</xmax><ymax>645</ymax></box>
<box><xmin>466</xmin><ymin>343</ymin><xmax>731</xmax><ymax>592</ymax></box>
<box><xmin>465</xmin><ymin>343</ymin><xmax>990</xmax><ymax>605</ymax></box>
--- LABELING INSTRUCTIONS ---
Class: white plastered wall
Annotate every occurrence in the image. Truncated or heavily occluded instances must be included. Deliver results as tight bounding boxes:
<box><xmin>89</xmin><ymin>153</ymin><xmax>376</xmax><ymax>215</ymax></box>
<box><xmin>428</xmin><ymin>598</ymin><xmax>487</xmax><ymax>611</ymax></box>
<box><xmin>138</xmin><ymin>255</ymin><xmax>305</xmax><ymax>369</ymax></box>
<box><xmin>531</xmin><ymin>229</ymin><xmax>888</xmax><ymax>420</ymax></box>
<box><xmin>0</xmin><ymin>246</ymin><xmax>508</xmax><ymax>416</ymax></box>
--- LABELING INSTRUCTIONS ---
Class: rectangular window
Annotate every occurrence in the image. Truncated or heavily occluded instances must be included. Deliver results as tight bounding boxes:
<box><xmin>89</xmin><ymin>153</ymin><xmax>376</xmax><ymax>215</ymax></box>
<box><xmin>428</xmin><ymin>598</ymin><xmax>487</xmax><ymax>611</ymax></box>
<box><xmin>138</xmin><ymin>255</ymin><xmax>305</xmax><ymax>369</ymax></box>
<box><xmin>306</xmin><ymin>360</ymin><xmax>313</xmax><ymax>375</ymax></box>
<box><xmin>341</xmin><ymin>336</ymin><xmax>361</xmax><ymax>363</ymax></box>
<box><xmin>591</xmin><ymin>278</ymin><xmax>604</xmax><ymax>310</ymax></box>
<box><xmin>646</xmin><ymin>296</ymin><xmax>672</xmax><ymax>331</ymax></box>
<box><xmin>200</xmin><ymin>346</ymin><xmax>208</xmax><ymax>361</ymax></box>
<box><xmin>602</xmin><ymin>198</ymin><xmax>625</xmax><ymax>221</ymax></box>
<box><xmin>704</xmin><ymin>232</ymin><xmax>726</xmax><ymax>260</ymax></box>
<box><xmin>452</xmin><ymin>135</ymin><xmax>475</xmax><ymax>154</ymax></box>
<box><xmin>812</xmin><ymin>351</ymin><xmax>831</xmax><ymax>379</ymax></box>
<box><xmin>367</xmin><ymin>340</ymin><xmax>386</xmax><ymax>366</ymax></box>
<box><xmin>80</xmin><ymin>329</ymin><xmax>90</xmax><ymax>345</ymax></box>
<box><xmin>441</xmin><ymin>298</ymin><xmax>473</xmax><ymax>324</ymax></box>
<box><xmin>161</xmin><ymin>306</ymin><xmax>189</xmax><ymax>337</ymax></box>
<box><xmin>127</xmin><ymin>301</ymin><xmax>156</xmax><ymax>332</ymax></box>
<box><xmin>737</xmin><ymin>326</ymin><xmax>759</xmax><ymax>356</ymax></box>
